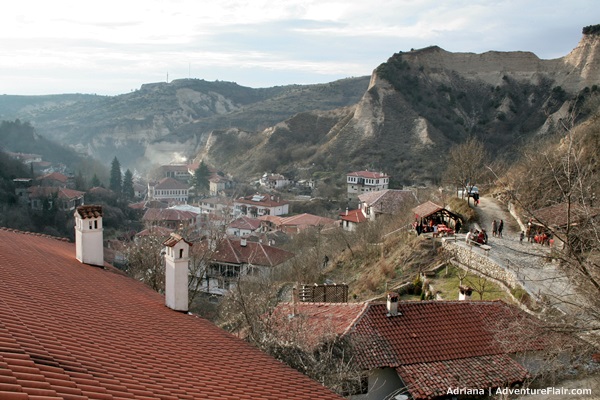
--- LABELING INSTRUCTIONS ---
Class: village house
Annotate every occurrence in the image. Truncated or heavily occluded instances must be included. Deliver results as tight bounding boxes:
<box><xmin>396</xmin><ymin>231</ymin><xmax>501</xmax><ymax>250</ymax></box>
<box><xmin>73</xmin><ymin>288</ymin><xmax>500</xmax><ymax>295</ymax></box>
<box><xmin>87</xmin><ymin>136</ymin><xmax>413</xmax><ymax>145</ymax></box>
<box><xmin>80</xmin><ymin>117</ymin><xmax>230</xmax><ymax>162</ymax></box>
<box><xmin>347</xmin><ymin>170</ymin><xmax>389</xmax><ymax>201</ymax></box>
<box><xmin>270</xmin><ymin>295</ymin><xmax>582</xmax><ymax>400</ymax></box>
<box><xmin>234</xmin><ymin>193</ymin><xmax>289</xmax><ymax>217</ymax></box>
<box><xmin>27</xmin><ymin>186</ymin><xmax>85</xmax><ymax>211</ymax></box>
<box><xmin>209</xmin><ymin>174</ymin><xmax>233</xmax><ymax>196</ymax></box>
<box><xmin>0</xmin><ymin>207</ymin><xmax>342</xmax><ymax>400</ymax></box>
<box><xmin>159</xmin><ymin>163</ymin><xmax>193</xmax><ymax>182</ymax></box>
<box><xmin>148</xmin><ymin>177</ymin><xmax>190</xmax><ymax>204</ymax></box>
<box><xmin>142</xmin><ymin>207</ymin><xmax>198</xmax><ymax>230</ymax></box>
<box><xmin>339</xmin><ymin>208</ymin><xmax>367</xmax><ymax>231</ymax></box>
<box><xmin>195</xmin><ymin>237</ymin><xmax>295</xmax><ymax>295</ymax></box>
<box><xmin>260</xmin><ymin>172</ymin><xmax>291</xmax><ymax>189</ymax></box>
<box><xmin>35</xmin><ymin>171</ymin><xmax>73</xmax><ymax>188</ymax></box>
<box><xmin>358</xmin><ymin>189</ymin><xmax>418</xmax><ymax>222</ymax></box>
<box><xmin>198</xmin><ymin>196</ymin><xmax>234</xmax><ymax>215</ymax></box>
<box><xmin>227</xmin><ymin>216</ymin><xmax>262</xmax><ymax>237</ymax></box>
<box><xmin>259</xmin><ymin>213</ymin><xmax>338</xmax><ymax>235</ymax></box>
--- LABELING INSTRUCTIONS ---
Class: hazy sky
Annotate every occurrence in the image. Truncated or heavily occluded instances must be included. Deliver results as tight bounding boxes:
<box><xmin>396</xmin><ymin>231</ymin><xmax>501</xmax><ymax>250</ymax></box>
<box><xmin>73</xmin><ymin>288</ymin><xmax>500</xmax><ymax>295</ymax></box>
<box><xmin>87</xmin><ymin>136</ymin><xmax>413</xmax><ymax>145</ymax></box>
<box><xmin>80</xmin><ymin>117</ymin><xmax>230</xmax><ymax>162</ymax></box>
<box><xmin>1</xmin><ymin>0</ymin><xmax>597</xmax><ymax>96</ymax></box>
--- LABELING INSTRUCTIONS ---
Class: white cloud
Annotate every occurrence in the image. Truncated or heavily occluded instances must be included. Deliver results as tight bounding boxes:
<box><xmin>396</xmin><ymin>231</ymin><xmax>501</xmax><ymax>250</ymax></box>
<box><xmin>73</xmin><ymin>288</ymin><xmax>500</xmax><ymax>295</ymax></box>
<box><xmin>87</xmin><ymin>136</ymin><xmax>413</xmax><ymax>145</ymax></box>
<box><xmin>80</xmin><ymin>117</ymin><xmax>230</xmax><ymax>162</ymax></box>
<box><xmin>0</xmin><ymin>0</ymin><xmax>596</xmax><ymax>94</ymax></box>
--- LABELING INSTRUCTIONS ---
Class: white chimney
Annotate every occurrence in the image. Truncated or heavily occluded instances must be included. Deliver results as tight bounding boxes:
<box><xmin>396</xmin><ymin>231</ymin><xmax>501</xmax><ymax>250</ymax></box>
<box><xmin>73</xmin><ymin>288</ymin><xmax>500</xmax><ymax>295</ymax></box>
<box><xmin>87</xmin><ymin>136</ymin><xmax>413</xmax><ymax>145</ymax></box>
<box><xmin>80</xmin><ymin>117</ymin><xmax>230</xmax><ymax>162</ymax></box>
<box><xmin>74</xmin><ymin>205</ymin><xmax>104</xmax><ymax>266</ymax></box>
<box><xmin>386</xmin><ymin>292</ymin><xmax>400</xmax><ymax>317</ymax></box>
<box><xmin>163</xmin><ymin>233</ymin><xmax>192</xmax><ymax>312</ymax></box>
<box><xmin>459</xmin><ymin>285</ymin><xmax>473</xmax><ymax>301</ymax></box>
<box><xmin>240</xmin><ymin>238</ymin><xmax>247</xmax><ymax>247</ymax></box>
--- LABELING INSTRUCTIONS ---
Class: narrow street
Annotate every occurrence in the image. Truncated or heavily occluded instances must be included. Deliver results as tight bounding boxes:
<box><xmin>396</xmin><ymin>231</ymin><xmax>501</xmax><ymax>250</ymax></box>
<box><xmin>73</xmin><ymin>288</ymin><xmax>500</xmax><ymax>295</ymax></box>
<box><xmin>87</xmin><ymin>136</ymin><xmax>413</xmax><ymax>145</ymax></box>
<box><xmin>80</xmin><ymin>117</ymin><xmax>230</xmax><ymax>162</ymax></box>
<box><xmin>469</xmin><ymin>196</ymin><xmax>586</xmax><ymax>316</ymax></box>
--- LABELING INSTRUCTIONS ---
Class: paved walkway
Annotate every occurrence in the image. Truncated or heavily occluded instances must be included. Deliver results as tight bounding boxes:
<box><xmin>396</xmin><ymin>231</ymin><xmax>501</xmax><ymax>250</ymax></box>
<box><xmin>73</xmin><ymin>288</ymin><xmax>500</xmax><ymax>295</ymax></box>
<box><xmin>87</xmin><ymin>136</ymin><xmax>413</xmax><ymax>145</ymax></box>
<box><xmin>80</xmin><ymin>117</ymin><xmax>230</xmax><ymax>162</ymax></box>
<box><xmin>467</xmin><ymin>196</ymin><xmax>587</xmax><ymax>316</ymax></box>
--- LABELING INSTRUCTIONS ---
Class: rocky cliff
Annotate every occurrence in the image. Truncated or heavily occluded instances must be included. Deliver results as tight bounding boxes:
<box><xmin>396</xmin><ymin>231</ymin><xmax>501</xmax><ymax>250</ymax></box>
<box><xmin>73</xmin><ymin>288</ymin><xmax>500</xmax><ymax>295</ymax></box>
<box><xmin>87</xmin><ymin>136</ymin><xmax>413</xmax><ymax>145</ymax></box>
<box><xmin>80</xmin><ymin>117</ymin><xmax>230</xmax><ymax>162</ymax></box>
<box><xmin>3</xmin><ymin>27</ymin><xmax>599</xmax><ymax>185</ymax></box>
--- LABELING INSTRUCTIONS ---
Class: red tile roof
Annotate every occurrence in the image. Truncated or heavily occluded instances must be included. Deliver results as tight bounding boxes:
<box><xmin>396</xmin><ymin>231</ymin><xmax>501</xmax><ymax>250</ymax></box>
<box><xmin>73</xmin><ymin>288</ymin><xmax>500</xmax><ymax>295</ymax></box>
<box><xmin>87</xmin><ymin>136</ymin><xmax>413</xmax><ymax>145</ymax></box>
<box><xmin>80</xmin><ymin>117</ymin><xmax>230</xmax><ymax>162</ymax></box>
<box><xmin>397</xmin><ymin>354</ymin><xmax>528</xmax><ymax>400</ymax></box>
<box><xmin>268</xmin><ymin>303</ymin><xmax>368</xmax><ymax>349</ymax></box>
<box><xmin>154</xmin><ymin>177</ymin><xmax>189</xmax><ymax>190</ymax></box>
<box><xmin>272</xmin><ymin>300</ymin><xmax>568</xmax><ymax>400</ymax></box>
<box><xmin>209</xmin><ymin>237</ymin><xmax>295</xmax><ymax>267</ymax></box>
<box><xmin>279</xmin><ymin>213</ymin><xmax>338</xmax><ymax>228</ymax></box>
<box><xmin>37</xmin><ymin>171</ymin><xmax>69</xmax><ymax>183</ymax></box>
<box><xmin>228</xmin><ymin>216</ymin><xmax>262</xmax><ymax>231</ymax></box>
<box><xmin>339</xmin><ymin>209</ymin><xmax>367</xmax><ymax>223</ymax></box>
<box><xmin>347</xmin><ymin>171</ymin><xmax>389</xmax><ymax>179</ymax></box>
<box><xmin>76</xmin><ymin>205</ymin><xmax>103</xmax><ymax>219</ymax></box>
<box><xmin>412</xmin><ymin>201</ymin><xmax>444</xmax><ymax>219</ymax></box>
<box><xmin>142</xmin><ymin>208</ymin><xmax>198</xmax><ymax>222</ymax></box>
<box><xmin>358</xmin><ymin>189</ymin><xmax>417</xmax><ymax>214</ymax></box>
<box><xmin>235</xmin><ymin>194</ymin><xmax>287</xmax><ymax>207</ymax></box>
<box><xmin>0</xmin><ymin>227</ymin><xmax>342</xmax><ymax>400</ymax></box>
<box><xmin>531</xmin><ymin>202</ymin><xmax>600</xmax><ymax>228</ymax></box>
<box><xmin>28</xmin><ymin>186</ymin><xmax>85</xmax><ymax>200</ymax></box>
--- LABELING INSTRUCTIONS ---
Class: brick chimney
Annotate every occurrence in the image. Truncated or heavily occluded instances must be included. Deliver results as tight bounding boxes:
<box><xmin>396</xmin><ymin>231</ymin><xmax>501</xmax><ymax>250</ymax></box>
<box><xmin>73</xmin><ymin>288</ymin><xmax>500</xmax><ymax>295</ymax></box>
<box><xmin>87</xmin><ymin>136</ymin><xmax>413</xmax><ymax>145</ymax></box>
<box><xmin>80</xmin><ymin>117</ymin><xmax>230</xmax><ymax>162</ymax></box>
<box><xmin>163</xmin><ymin>233</ymin><xmax>192</xmax><ymax>312</ymax></box>
<box><xmin>74</xmin><ymin>205</ymin><xmax>104</xmax><ymax>266</ymax></box>
<box><xmin>386</xmin><ymin>292</ymin><xmax>400</xmax><ymax>317</ymax></box>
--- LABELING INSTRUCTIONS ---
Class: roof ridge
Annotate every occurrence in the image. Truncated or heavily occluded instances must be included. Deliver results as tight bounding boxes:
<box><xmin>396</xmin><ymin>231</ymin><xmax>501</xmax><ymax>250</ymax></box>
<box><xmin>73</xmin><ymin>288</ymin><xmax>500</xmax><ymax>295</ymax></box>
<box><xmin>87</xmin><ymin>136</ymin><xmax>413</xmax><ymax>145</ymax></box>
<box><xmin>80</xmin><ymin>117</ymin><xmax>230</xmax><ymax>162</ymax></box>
<box><xmin>0</xmin><ymin>226</ymin><xmax>71</xmax><ymax>242</ymax></box>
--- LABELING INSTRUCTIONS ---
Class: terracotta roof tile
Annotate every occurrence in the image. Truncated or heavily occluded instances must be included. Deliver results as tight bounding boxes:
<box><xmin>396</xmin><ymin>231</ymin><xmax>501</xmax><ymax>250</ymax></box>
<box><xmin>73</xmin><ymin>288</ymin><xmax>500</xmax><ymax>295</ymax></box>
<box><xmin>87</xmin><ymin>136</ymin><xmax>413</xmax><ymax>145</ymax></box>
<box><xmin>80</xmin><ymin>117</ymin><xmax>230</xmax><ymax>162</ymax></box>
<box><xmin>339</xmin><ymin>209</ymin><xmax>367</xmax><ymax>223</ymax></box>
<box><xmin>0</xmin><ymin>228</ymin><xmax>342</xmax><ymax>400</ymax></box>
<box><xmin>358</xmin><ymin>189</ymin><xmax>417</xmax><ymax>214</ymax></box>
<box><xmin>412</xmin><ymin>201</ymin><xmax>444</xmax><ymax>219</ymax></box>
<box><xmin>271</xmin><ymin>300</ymin><xmax>570</xmax><ymax>400</ymax></box>
<box><xmin>207</xmin><ymin>237</ymin><xmax>295</xmax><ymax>267</ymax></box>
<box><xmin>347</xmin><ymin>171</ymin><xmax>389</xmax><ymax>179</ymax></box>
<box><xmin>75</xmin><ymin>205</ymin><xmax>102</xmax><ymax>219</ymax></box>
<box><xmin>397</xmin><ymin>354</ymin><xmax>529</xmax><ymax>400</ymax></box>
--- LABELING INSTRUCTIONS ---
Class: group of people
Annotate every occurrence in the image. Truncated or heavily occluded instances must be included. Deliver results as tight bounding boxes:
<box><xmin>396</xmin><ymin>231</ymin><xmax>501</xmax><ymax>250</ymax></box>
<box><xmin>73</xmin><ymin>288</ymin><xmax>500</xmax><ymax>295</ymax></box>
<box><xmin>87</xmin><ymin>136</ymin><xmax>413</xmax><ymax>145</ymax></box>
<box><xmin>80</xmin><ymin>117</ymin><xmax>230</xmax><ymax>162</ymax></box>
<box><xmin>465</xmin><ymin>228</ymin><xmax>488</xmax><ymax>245</ymax></box>
<box><xmin>491</xmin><ymin>219</ymin><xmax>504</xmax><ymax>238</ymax></box>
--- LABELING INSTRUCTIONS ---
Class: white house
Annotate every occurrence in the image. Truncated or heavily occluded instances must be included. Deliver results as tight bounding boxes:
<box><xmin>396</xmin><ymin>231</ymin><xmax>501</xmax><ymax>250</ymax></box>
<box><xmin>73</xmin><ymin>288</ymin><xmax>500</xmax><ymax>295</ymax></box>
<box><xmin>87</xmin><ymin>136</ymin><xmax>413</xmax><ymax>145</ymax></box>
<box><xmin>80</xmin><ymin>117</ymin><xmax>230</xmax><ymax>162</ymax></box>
<box><xmin>261</xmin><ymin>173</ymin><xmax>290</xmax><ymax>189</ymax></box>
<box><xmin>227</xmin><ymin>216</ymin><xmax>262</xmax><ymax>237</ymax></box>
<box><xmin>148</xmin><ymin>177</ymin><xmax>190</xmax><ymax>204</ymax></box>
<box><xmin>234</xmin><ymin>194</ymin><xmax>289</xmax><ymax>217</ymax></box>
<box><xmin>195</xmin><ymin>237</ymin><xmax>294</xmax><ymax>295</ymax></box>
<box><xmin>346</xmin><ymin>171</ymin><xmax>389</xmax><ymax>200</ymax></box>
<box><xmin>358</xmin><ymin>189</ymin><xmax>417</xmax><ymax>222</ymax></box>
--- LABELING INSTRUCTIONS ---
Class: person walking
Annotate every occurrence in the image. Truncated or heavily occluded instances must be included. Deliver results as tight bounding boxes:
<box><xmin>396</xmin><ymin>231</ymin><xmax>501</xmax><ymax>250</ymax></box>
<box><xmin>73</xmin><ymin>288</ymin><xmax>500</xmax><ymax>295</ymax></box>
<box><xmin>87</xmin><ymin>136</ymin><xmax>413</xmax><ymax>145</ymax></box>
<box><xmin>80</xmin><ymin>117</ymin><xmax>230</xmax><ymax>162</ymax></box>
<box><xmin>498</xmin><ymin>219</ymin><xmax>504</xmax><ymax>238</ymax></box>
<box><xmin>492</xmin><ymin>220</ymin><xmax>498</xmax><ymax>237</ymax></box>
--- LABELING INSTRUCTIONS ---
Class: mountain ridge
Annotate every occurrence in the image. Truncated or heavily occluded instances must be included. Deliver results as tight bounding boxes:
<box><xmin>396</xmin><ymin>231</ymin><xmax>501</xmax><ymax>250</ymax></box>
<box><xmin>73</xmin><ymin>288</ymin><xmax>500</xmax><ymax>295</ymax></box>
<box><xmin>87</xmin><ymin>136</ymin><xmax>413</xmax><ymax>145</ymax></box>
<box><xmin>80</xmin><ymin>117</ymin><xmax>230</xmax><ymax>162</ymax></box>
<box><xmin>2</xmin><ymin>27</ymin><xmax>599</xmax><ymax>185</ymax></box>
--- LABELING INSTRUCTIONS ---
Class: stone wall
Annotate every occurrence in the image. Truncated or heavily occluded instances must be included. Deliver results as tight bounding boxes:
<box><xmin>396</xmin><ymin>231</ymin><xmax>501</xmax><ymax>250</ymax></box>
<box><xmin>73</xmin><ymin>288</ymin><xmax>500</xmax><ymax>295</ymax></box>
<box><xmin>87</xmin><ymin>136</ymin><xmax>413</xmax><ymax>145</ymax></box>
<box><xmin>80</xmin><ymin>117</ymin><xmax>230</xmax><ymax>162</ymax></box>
<box><xmin>442</xmin><ymin>239</ymin><xmax>520</xmax><ymax>290</ymax></box>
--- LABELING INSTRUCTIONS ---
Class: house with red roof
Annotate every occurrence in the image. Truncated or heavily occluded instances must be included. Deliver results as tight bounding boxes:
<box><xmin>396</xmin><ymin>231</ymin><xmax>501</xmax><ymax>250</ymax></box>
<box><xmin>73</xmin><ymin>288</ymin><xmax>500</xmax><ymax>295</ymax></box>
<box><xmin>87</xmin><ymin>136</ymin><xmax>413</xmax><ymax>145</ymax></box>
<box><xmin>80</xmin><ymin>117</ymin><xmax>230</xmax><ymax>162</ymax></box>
<box><xmin>148</xmin><ymin>177</ymin><xmax>190</xmax><ymax>204</ymax></box>
<box><xmin>234</xmin><ymin>193</ymin><xmax>289</xmax><ymax>217</ymax></box>
<box><xmin>35</xmin><ymin>171</ymin><xmax>71</xmax><ymax>188</ymax></box>
<box><xmin>27</xmin><ymin>186</ymin><xmax>85</xmax><ymax>211</ymax></box>
<box><xmin>259</xmin><ymin>213</ymin><xmax>339</xmax><ymax>235</ymax></box>
<box><xmin>358</xmin><ymin>189</ymin><xmax>418</xmax><ymax>222</ymax></box>
<box><xmin>339</xmin><ymin>208</ymin><xmax>368</xmax><ymax>231</ymax></box>
<box><xmin>270</xmin><ymin>295</ymin><xmax>583</xmax><ymax>400</ymax></box>
<box><xmin>196</xmin><ymin>237</ymin><xmax>295</xmax><ymax>295</ymax></box>
<box><xmin>227</xmin><ymin>216</ymin><xmax>262</xmax><ymax>237</ymax></box>
<box><xmin>347</xmin><ymin>170</ymin><xmax>389</xmax><ymax>201</ymax></box>
<box><xmin>0</xmin><ymin>207</ymin><xmax>342</xmax><ymax>400</ymax></box>
<box><xmin>142</xmin><ymin>207</ymin><xmax>199</xmax><ymax>230</ymax></box>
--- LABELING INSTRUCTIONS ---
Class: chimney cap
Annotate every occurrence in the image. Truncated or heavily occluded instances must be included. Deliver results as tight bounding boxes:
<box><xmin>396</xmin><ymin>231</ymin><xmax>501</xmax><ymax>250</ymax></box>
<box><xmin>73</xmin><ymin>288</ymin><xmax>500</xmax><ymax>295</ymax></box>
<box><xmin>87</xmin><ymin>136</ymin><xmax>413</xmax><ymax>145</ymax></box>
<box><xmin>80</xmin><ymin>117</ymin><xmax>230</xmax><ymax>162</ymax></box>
<box><xmin>76</xmin><ymin>205</ymin><xmax>103</xmax><ymax>219</ymax></box>
<box><xmin>163</xmin><ymin>232</ymin><xmax>193</xmax><ymax>248</ymax></box>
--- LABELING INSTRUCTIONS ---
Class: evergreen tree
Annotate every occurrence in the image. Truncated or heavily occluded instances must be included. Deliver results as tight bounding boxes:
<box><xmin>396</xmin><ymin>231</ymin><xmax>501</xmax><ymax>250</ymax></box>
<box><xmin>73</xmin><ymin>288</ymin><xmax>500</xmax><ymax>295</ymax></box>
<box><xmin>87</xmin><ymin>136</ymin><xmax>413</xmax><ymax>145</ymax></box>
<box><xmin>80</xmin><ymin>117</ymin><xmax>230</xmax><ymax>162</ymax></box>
<box><xmin>194</xmin><ymin>161</ymin><xmax>210</xmax><ymax>192</ymax></box>
<box><xmin>74</xmin><ymin>171</ymin><xmax>86</xmax><ymax>191</ymax></box>
<box><xmin>122</xmin><ymin>169</ymin><xmax>135</xmax><ymax>200</ymax></box>
<box><xmin>91</xmin><ymin>174</ymin><xmax>101</xmax><ymax>188</ymax></box>
<box><xmin>109</xmin><ymin>157</ymin><xmax>122</xmax><ymax>194</ymax></box>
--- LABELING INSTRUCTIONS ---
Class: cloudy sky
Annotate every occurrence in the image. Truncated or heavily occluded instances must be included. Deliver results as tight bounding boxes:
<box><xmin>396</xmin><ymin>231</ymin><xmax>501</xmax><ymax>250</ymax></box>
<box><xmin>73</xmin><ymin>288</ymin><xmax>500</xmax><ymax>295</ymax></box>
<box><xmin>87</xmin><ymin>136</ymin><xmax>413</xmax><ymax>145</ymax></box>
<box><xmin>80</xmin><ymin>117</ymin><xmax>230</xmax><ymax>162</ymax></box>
<box><xmin>1</xmin><ymin>0</ymin><xmax>597</xmax><ymax>96</ymax></box>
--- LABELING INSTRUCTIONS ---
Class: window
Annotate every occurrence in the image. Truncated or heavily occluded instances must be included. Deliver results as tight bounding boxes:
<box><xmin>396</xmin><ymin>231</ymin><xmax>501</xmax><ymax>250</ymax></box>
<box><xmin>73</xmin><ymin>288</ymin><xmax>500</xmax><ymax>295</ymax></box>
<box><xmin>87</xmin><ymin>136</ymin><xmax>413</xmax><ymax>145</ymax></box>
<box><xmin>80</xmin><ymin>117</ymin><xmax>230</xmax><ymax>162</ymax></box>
<box><xmin>179</xmin><ymin>248</ymin><xmax>184</xmax><ymax>258</ymax></box>
<box><xmin>94</xmin><ymin>220</ymin><xmax>98</xmax><ymax>229</ymax></box>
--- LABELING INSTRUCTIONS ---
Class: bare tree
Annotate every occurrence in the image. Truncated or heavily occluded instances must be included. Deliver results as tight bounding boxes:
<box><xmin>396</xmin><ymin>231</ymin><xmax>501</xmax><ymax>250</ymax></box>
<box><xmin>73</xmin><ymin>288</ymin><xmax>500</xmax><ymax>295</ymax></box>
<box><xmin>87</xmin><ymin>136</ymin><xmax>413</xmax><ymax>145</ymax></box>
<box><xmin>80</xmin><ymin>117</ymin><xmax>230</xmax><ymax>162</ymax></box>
<box><xmin>500</xmin><ymin>115</ymin><xmax>600</xmax><ymax>338</ymax></box>
<box><xmin>124</xmin><ymin>233</ymin><xmax>166</xmax><ymax>292</ymax></box>
<box><xmin>444</xmin><ymin>137</ymin><xmax>489</xmax><ymax>205</ymax></box>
